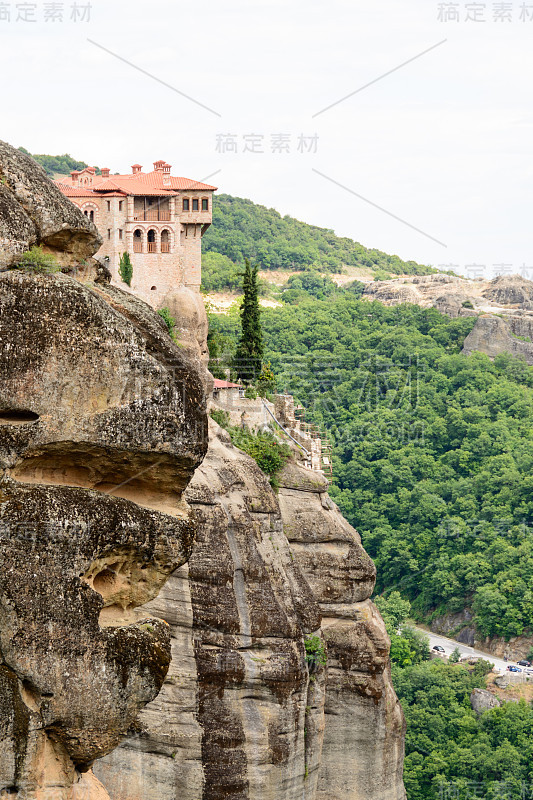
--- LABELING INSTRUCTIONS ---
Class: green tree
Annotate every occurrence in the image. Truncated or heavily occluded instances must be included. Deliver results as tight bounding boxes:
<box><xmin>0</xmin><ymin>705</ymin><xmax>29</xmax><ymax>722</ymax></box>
<box><xmin>449</xmin><ymin>647</ymin><xmax>461</xmax><ymax>663</ymax></box>
<box><xmin>256</xmin><ymin>361</ymin><xmax>277</xmax><ymax>397</ymax></box>
<box><xmin>119</xmin><ymin>252</ymin><xmax>133</xmax><ymax>286</ymax></box>
<box><xmin>235</xmin><ymin>259</ymin><xmax>263</xmax><ymax>381</ymax></box>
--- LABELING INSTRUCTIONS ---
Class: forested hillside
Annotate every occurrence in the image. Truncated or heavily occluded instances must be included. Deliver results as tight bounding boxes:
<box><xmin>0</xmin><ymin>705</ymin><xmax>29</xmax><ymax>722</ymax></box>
<box><xmin>202</xmin><ymin>194</ymin><xmax>439</xmax><ymax>281</ymax></box>
<box><xmin>209</xmin><ymin>295</ymin><xmax>533</xmax><ymax>641</ymax></box>
<box><xmin>18</xmin><ymin>148</ymin><xmax>101</xmax><ymax>177</ymax></box>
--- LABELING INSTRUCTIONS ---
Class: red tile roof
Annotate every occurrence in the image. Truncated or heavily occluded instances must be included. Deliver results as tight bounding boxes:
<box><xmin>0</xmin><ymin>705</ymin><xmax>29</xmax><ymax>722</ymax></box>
<box><xmin>213</xmin><ymin>379</ymin><xmax>243</xmax><ymax>389</ymax></box>
<box><xmin>56</xmin><ymin>168</ymin><xmax>217</xmax><ymax>198</ymax></box>
<box><xmin>55</xmin><ymin>184</ymin><xmax>100</xmax><ymax>198</ymax></box>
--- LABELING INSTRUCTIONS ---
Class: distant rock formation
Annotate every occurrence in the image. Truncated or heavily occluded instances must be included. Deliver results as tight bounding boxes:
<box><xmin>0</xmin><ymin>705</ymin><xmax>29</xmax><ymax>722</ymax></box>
<box><xmin>470</xmin><ymin>689</ymin><xmax>501</xmax><ymax>715</ymax></box>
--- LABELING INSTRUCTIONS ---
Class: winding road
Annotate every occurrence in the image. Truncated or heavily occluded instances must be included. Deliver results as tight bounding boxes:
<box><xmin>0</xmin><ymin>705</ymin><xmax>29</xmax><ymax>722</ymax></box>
<box><xmin>416</xmin><ymin>627</ymin><xmax>525</xmax><ymax>674</ymax></box>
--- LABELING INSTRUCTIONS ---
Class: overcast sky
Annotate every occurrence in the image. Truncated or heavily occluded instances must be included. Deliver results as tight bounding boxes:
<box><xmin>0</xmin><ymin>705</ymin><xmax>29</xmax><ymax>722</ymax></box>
<box><xmin>1</xmin><ymin>0</ymin><xmax>532</xmax><ymax>278</ymax></box>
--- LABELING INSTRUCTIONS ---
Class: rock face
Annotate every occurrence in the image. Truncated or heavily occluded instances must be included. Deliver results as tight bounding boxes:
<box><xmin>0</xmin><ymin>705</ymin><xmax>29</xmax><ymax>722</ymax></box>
<box><xmin>462</xmin><ymin>313</ymin><xmax>533</xmax><ymax>365</ymax></box>
<box><xmin>277</xmin><ymin>463</ymin><xmax>406</xmax><ymax>800</ymax></box>
<box><xmin>0</xmin><ymin>140</ymin><xmax>101</xmax><ymax>268</ymax></box>
<box><xmin>96</xmin><ymin>429</ymin><xmax>406</xmax><ymax>800</ymax></box>
<box><xmin>470</xmin><ymin>689</ymin><xmax>501</xmax><ymax>715</ymax></box>
<box><xmin>430</xmin><ymin>610</ymin><xmax>476</xmax><ymax>646</ymax></box>
<box><xmin>95</xmin><ymin>421</ymin><xmax>326</xmax><ymax>800</ymax></box>
<box><xmin>0</xmin><ymin>270</ymin><xmax>207</xmax><ymax>798</ymax></box>
<box><xmin>0</xmin><ymin>139</ymin><xmax>406</xmax><ymax>800</ymax></box>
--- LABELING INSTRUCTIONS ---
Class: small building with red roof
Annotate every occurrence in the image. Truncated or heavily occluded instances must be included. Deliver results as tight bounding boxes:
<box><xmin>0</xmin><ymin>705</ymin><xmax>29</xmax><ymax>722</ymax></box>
<box><xmin>55</xmin><ymin>161</ymin><xmax>217</xmax><ymax>306</ymax></box>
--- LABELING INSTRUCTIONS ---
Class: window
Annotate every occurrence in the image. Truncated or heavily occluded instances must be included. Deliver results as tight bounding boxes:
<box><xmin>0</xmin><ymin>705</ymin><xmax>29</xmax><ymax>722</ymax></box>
<box><xmin>107</xmin><ymin>201</ymin><xmax>111</xmax><ymax>211</ymax></box>
<box><xmin>107</xmin><ymin>229</ymin><xmax>111</xmax><ymax>240</ymax></box>
<box><xmin>192</xmin><ymin>199</ymin><xmax>199</xmax><ymax>211</ymax></box>
<box><xmin>238</xmin><ymin>387</ymin><xmax>245</xmax><ymax>398</ymax></box>
<box><xmin>147</xmin><ymin>229</ymin><xmax>157</xmax><ymax>253</ymax></box>
<box><xmin>183</xmin><ymin>198</ymin><xmax>190</xmax><ymax>211</ymax></box>
<box><xmin>89</xmin><ymin>210</ymin><xmax>94</xmax><ymax>222</ymax></box>
<box><xmin>161</xmin><ymin>230</ymin><xmax>170</xmax><ymax>253</ymax></box>
<box><xmin>133</xmin><ymin>229</ymin><xmax>142</xmax><ymax>253</ymax></box>
<box><xmin>119</xmin><ymin>201</ymin><xmax>123</xmax><ymax>211</ymax></box>
<box><xmin>118</xmin><ymin>229</ymin><xmax>123</xmax><ymax>240</ymax></box>
<box><xmin>202</xmin><ymin>198</ymin><xmax>209</xmax><ymax>211</ymax></box>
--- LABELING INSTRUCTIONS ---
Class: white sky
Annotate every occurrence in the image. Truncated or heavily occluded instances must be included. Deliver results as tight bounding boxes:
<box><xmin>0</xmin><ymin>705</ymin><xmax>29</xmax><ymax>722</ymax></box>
<box><xmin>1</xmin><ymin>0</ymin><xmax>532</xmax><ymax>278</ymax></box>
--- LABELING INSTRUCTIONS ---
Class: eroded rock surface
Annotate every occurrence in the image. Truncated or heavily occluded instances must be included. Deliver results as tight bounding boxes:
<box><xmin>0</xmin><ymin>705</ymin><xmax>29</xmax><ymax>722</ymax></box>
<box><xmin>278</xmin><ymin>463</ymin><xmax>406</xmax><ymax>800</ymax></box>
<box><xmin>462</xmin><ymin>313</ymin><xmax>533</xmax><ymax>365</ymax></box>
<box><xmin>95</xmin><ymin>421</ymin><xmax>325</xmax><ymax>800</ymax></box>
<box><xmin>97</xmin><ymin>428</ymin><xmax>406</xmax><ymax>800</ymax></box>
<box><xmin>0</xmin><ymin>271</ymin><xmax>207</xmax><ymax>798</ymax></box>
<box><xmin>0</xmin><ymin>141</ymin><xmax>101</xmax><ymax>267</ymax></box>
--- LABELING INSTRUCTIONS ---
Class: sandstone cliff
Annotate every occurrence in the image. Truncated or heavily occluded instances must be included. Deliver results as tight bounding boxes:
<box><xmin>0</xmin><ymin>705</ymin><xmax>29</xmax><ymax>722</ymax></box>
<box><xmin>0</xmin><ymin>140</ymin><xmax>406</xmax><ymax>800</ymax></box>
<box><xmin>95</xmin><ymin>423</ymin><xmax>406</xmax><ymax>800</ymax></box>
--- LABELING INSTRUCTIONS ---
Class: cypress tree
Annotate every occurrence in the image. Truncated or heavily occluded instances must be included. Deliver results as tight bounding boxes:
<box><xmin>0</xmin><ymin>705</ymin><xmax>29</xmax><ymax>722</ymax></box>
<box><xmin>119</xmin><ymin>252</ymin><xmax>133</xmax><ymax>286</ymax></box>
<box><xmin>235</xmin><ymin>259</ymin><xmax>263</xmax><ymax>381</ymax></box>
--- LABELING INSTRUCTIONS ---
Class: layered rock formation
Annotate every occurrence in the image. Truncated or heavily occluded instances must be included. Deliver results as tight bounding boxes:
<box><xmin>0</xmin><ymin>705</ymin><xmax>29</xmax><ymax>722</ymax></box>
<box><xmin>278</xmin><ymin>463</ymin><xmax>406</xmax><ymax>800</ymax></box>
<box><xmin>0</xmin><ymin>141</ymin><xmax>208</xmax><ymax>798</ymax></box>
<box><xmin>363</xmin><ymin>273</ymin><xmax>533</xmax><ymax>318</ymax></box>
<box><xmin>0</xmin><ymin>140</ymin><xmax>406</xmax><ymax>800</ymax></box>
<box><xmin>462</xmin><ymin>313</ymin><xmax>533</xmax><ymax>365</ymax></box>
<box><xmin>95</xmin><ymin>430</ymin><xmax>406</xmax><ymax>800</ymax></box>
<box><xmin>95</xmin><ymin>421</ymin><xmax>326</xmax><ymax>800</ymax></box>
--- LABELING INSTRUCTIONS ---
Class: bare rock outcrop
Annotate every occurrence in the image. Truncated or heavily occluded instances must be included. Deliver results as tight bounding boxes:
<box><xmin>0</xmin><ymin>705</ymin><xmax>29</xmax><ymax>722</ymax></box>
<box><xmin>96</xmin><ymin>429</ymin><xmax>407</xmax><ymax>800</ymax></box>
<box><xmin>481</xmin><ymin>274</ymin><xmax>533</xmax><ymax>309</ymax></box>
<box><xmin>0</xmin><ymin>140</ymin><xmax>101</xmax><ymax>267</ymax></box>
<box><xmin>278</xmin><ymin>463</ymin><xmax>406</xmax><ymax>800</ymax></box>
<box><xmin>462</xmin><ymin>314</ymin><xmax>533</xmax><ymax>365</ymax></box>
<box><xmin>470</xmin><ymin>689</ymin><xmax>501</xmax><ymax>715</ymax></box>
<box><xmin>0</xmin><ymin>270</ymin><xmax>208</xmax><ymax>798</ymax></box>
<box><xmin>95</xmin><ymin>420</ymin><xmax>325</xmax><ymax>800</ymax></box>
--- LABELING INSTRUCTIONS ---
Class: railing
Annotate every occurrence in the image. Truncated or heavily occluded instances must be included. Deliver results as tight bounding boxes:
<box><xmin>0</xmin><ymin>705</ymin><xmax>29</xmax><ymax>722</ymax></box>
<box><xmin>133</xmin><ymin>210</ymin><xmax>171</xmax><ymax>221</ymax></box>
<box><xmin>147</xmin><ymin>242</ymin><xmax>157</xmax><ymax>253</ymax></box>
<box><xmin>161</xmin><ymin>242</ymin><xmax>170</xmax><ymax>253</ymax></box>
<box><xmin>133</xmin><ymin>242</ymin><xmax>142</xmax><ymax>253</ymax></box>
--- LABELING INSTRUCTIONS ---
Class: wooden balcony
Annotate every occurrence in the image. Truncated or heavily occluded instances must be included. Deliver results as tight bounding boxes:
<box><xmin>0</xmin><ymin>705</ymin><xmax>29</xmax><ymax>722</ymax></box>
<box><xmin>133</xmin><ymin>242</ymin><xmax>142</xmax><ymax>253</ymax></box>
<box><xmin>133</xmin><ymin>209</ymin><xmax>171</xmax><ymax>221</ymax></box>
<box><xmin>147</xmin><ymin>242</ymin><xmax>157</xmax><ymax>253</ymax></box>
<box><xmin>161</xmin><ymin>242</ymin><xmax>170</xmax><ymax>253</ymax></box>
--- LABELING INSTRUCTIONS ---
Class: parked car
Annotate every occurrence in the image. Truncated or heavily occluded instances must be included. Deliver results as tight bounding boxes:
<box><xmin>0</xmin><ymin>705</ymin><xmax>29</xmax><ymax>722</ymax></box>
<box><xmin>507</xmin><ymin>665</ymin><xmax>523</xmax><ymax>673</ymax></box>
<box><xmin>517</xmin><ymin>660</ymin><xmax>531</xmax><ymax>667</ymax></box>
<box><xmin>432</xmin><ymin>645</ymin><xmax>445</xmax><ymax>653</ymax></box>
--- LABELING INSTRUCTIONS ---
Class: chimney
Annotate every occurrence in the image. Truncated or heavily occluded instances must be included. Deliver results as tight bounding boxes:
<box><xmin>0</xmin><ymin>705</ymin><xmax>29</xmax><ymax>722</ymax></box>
<box><xmin>71</xmin><ymin>170</ymin><xmax>80</xmax><ymax>184</ymax></box>
<box><xmin>153</xmin><ymin>160</ymin><xmax>166</xmax><ymax>172</ymax></box>
<box><xmin>88</xmin><ymin>167</ymin><xmax>96</xmax><ymax>175</ymax></box>
<box><xmin>131</xmin><ymin>164</ymin><xmax>142</xmax><ymax>174</ymax></box>
<box><xmin>101</xmin><ymin>167</ymin><xmax>110</xmax><ymax>178</ymax></box>
<box><xmin>162</xmin><ymin>163</ymin><xmax>172</xmax><ymax>185</ymax></box>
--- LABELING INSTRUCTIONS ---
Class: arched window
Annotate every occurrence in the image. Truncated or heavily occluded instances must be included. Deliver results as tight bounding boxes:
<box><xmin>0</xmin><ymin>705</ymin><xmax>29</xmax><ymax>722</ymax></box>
<box><xmin>147</xmin><ymin>229</ymin><xmax>157</xmax><ymax>253</ymax></box>
<box><xmin>133</xmin><ymin>229</ymin><xmax>143</xmax><ymax>253</ymax></box>
<box><xmin>161</xmin><ymin>229</ymin><xmax>170</xmax><ymax>253</ymax></box>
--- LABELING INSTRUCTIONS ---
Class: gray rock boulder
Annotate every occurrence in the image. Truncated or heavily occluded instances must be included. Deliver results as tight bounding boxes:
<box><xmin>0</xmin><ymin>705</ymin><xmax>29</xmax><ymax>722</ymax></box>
<box><xmin>0</xmin><ymin>140</ymin><xmax>101</xmax><ymax>268</ymax></box>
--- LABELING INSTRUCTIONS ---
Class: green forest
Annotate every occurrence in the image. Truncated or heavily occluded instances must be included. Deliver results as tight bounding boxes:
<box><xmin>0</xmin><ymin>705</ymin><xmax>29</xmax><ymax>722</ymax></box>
<box><xmin>202</xmin><ymin>194</ymin><xmax>440</xmax><ymax>280</ymax></box>
<box><xmin>209</xmin><ymin>295</ymin><xmax>533</xmax><ymax>642</ymax></box>
<box><xmin>376</xmin><ymin>593</ymin><xmax>533</xmax><ymax>800</ymax></box>
<box><xmin>18</xmin><ymin>148</ymin><xmax>101</xmax><ymax>177</ymax></box>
